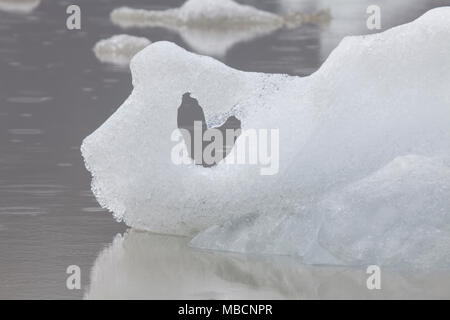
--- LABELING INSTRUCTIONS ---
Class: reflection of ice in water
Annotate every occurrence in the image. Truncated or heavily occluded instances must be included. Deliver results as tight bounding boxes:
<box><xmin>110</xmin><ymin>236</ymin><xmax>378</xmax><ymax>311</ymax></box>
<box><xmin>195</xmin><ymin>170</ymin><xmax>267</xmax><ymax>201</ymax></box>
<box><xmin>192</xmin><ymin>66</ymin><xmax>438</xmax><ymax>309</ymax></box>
<box><xmin>0</xmin><ymin>206</ymin><xmax>47</xmax><ymax>216</ymax></box>
<box><xmin>8</xmin><ymin>129</ymin><xmax>43</xmax><ymax>135</ymax></box>
<box><xmin>175</xmin><ymin>26</ymin><xmax>279</xmax><ymax>57</ymax></box>
<box><xmin>0</xmin><ymin>184</ymin><xmax>66</xmax><ymax>197</ymax></box>
<box><xmin>57</xmin><ymin>163</ymin><xmax>73</xmax><ymax>167</ymax></box>
<box><xmin>93</xmin><ymin>34</ymin><xmax>151</xmax><ymax>66</ymax></box>
<box><xmin>81</xmin><ymin>207</ymin><xmax>105</xmax><ymax>213</ymax></box>
<box><xmin>85</xmin><ymin>230</ymin><xmax>450</xmax><ymax>299</ymax></box>
<box><xmin>7</xmin><ymin>96</ymin><xmax>52</xmax><ymax>104</ymax></box>
<box><xmin>110</xmin><ymin>0</ymin><xmax>330</xmax><ymax>57</ymax></box>
<box><xmin>0</xmin><ymin>0</ymin><xmax>40</xmax><ymax>13</ymax></box>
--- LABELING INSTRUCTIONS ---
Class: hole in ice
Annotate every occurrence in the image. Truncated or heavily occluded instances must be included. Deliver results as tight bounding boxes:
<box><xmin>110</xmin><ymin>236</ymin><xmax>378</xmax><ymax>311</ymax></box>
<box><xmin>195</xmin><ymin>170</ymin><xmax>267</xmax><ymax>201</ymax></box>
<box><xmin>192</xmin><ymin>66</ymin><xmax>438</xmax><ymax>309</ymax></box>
<box><xmin>177</xmin><ymin>92</ymin><xmax>241</xmax><ymax>167</ymax></box>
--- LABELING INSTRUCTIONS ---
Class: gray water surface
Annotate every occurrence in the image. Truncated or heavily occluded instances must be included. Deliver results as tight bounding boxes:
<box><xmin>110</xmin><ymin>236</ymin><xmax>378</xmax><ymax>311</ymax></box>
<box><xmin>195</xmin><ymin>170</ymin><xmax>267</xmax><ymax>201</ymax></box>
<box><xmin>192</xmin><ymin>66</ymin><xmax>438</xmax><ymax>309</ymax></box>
<box><xmin>1</xmin><ymin>0</ymin><xmax>449</xmax><ymax>299</ymax></box>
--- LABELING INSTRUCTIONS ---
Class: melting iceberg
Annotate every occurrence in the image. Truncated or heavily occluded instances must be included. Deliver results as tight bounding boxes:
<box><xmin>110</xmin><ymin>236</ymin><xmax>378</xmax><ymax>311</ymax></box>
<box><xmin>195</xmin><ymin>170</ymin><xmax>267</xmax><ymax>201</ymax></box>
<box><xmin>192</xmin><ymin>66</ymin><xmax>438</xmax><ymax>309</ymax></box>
<box><xmin>110</xmin><ymin>0</ymin><xmax>330</xmax><ymax>57</ymax></box>
<box><xmin>82</xmin><ymin>8</ymin><xmax>450</xmax><ymax>268</ymax></box>
<box><xmin>93</xmin><ymin>34</ymin><xmax>151</xmax><ymax>66</ymax></box>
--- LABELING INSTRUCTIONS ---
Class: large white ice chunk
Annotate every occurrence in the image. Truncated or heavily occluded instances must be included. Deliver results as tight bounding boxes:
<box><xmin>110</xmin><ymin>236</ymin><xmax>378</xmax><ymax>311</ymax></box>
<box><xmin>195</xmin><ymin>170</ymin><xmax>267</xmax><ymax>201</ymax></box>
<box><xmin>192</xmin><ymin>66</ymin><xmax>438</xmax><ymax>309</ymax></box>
<box><xmin>82</xmin><ymin>8</ymin><xmax>450</xmax><ymax>268</ymax></box>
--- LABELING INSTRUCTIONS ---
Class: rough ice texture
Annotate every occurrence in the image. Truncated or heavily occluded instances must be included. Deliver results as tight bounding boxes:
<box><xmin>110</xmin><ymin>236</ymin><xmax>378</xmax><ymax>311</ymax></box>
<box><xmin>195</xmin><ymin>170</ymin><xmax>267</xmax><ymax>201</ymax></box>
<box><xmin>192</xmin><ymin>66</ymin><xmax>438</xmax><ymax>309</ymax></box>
<box><xmin>110</xmin><ymin>0</ymin><xmax>330</xmax><ymax>57</ymax></box>
<box><xmin>93</xmin><ymin>34</ymin><xmax>151</xmax><ymax>66</ymax></box>
<box><xmin>82</xmin><ymin>8</ymin><xmax>450</xmax><ymax>269</ymax></box>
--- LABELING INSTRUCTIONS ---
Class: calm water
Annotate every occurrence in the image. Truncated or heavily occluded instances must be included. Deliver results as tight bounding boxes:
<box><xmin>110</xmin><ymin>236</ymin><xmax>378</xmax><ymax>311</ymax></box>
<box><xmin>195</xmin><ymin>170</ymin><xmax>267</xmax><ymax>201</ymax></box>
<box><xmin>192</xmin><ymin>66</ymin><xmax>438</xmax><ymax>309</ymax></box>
<box><xmin>0</xmin><ymin>0</ymin><xmax>449</xmax><ymax>299</ymax></box>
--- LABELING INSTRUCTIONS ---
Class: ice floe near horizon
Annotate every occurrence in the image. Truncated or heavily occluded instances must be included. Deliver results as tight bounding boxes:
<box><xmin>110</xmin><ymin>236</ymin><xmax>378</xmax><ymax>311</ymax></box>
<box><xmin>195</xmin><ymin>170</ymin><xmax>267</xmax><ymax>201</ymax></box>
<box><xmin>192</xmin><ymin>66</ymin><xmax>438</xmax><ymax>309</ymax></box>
<box><xmin>93</xmin><ymin>34</ymin><xmax>151</xmax><ymax>66</ymax></box>
<box><xmin>82</xmin><ymin>7</ymin><xmax>450</xmax><ymax>269</ymax></box>
<box><xmin>110</xmin><ymin>0</ymin><xmax>330</xmax><ymax>57</ymax></box>
<box><xmin>0</xmin><ymin>0</ymin><xmax>40</xmax><ymax>13</ymax></box>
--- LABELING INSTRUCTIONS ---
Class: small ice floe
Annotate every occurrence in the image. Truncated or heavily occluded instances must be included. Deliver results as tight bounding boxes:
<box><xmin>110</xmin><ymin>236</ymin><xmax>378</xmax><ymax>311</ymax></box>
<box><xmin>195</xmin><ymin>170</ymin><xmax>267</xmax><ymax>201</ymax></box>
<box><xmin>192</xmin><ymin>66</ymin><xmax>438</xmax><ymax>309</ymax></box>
<box><xmin>111</xmin><ymin>0</ymin><xmax>283</xmax><ymax>28</ymax></box>
<box><xmin>93</xmin><ymin>34</ymin><xmax>151</xmax><ymax>66</ymax></box>
<box><xmin>0</xmin><ymin>0</ymin><xmax>40</xmax><ymax>13</ymax></box>
<box><xmin>110</xmin><ymin>0</ymin><xmax>330</xmax><ymax>57</ymax></box>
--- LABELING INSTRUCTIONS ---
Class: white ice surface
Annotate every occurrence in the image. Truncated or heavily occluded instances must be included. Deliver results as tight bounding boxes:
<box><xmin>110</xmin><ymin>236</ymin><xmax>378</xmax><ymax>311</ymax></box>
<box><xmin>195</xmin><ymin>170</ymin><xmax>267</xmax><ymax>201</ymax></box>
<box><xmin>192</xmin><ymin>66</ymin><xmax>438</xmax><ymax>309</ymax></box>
<box><xmin>93</xmin><ymin>34</ymin><xmax>151</xmax><ymax>66</ymax></box>
<box><xmin>82</xmin><ymin>8</ymin><xmax>450</xmax><ymax>268</ymax></box>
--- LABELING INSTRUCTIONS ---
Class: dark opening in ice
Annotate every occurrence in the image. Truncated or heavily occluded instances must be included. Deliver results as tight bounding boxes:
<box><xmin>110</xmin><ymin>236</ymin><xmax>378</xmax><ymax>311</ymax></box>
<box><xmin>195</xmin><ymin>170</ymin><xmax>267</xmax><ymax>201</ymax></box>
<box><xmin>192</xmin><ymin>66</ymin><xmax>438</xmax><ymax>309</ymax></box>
<box><xmin>177</xmin><ymin>92</ymin><xmax>241</xmax><ymax>167</ymax></box>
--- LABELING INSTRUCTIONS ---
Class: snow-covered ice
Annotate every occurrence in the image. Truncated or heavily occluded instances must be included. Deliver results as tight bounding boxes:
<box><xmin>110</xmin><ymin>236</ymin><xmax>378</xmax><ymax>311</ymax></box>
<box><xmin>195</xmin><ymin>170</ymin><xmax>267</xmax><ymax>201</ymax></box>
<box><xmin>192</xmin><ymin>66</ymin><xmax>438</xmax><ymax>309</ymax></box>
<box><xmin>93</xmin><ymin>34</ymin><xmax>151</xmax><ymax>66</ymax></box>
<box><xmin>82</xmin><ymin>8</ymin><xmax>450</xmax><ymax>268</ymax></box>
